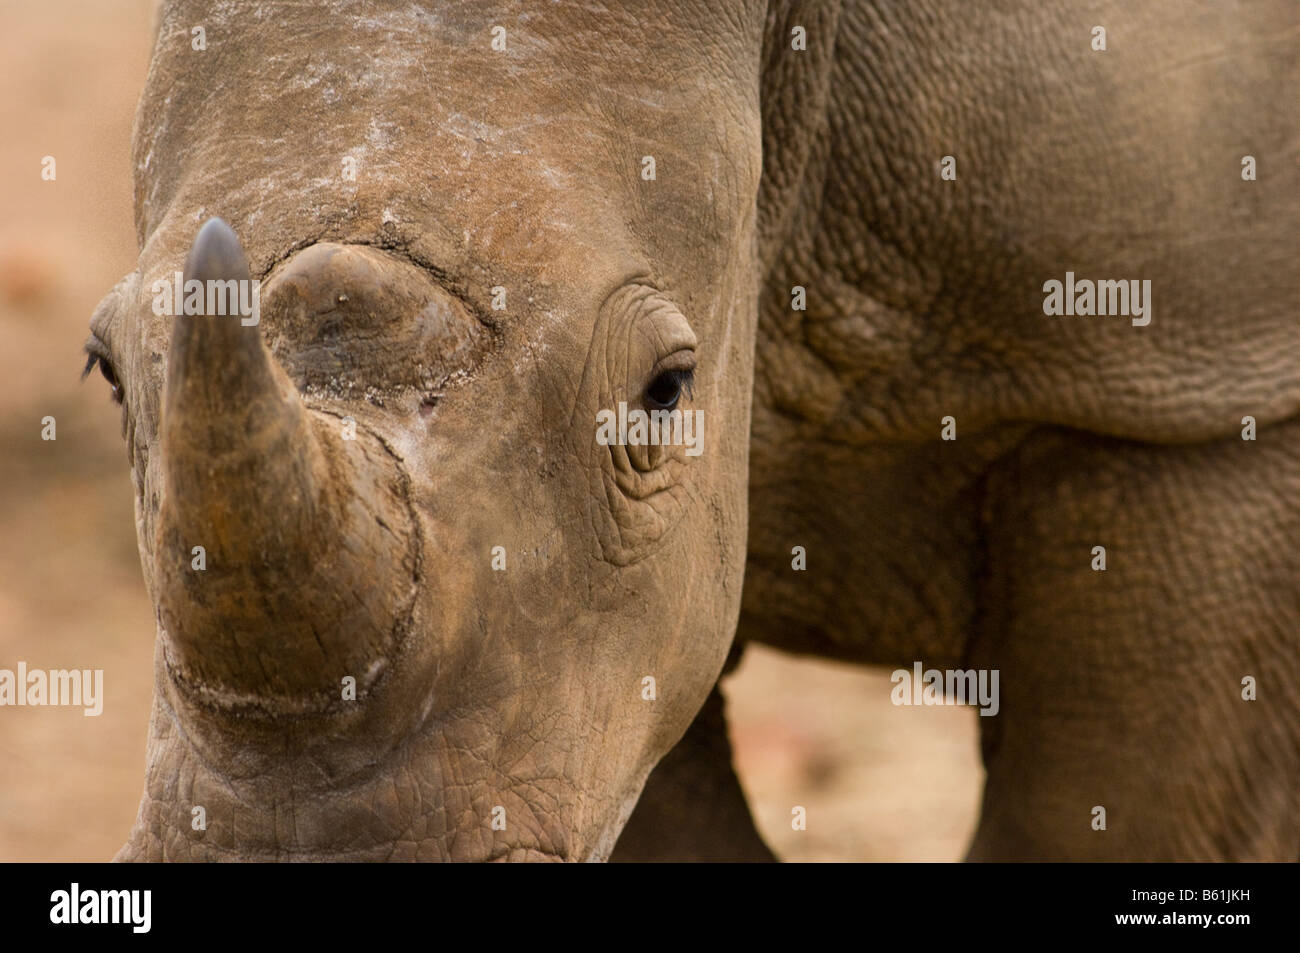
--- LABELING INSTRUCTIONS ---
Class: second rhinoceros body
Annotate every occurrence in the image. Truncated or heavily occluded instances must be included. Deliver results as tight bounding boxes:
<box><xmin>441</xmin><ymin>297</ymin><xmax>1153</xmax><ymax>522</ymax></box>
<box><xmin>91</xmin><ymin>0</ymin><xmax>1299</xmax><ymax>861</ymax></box>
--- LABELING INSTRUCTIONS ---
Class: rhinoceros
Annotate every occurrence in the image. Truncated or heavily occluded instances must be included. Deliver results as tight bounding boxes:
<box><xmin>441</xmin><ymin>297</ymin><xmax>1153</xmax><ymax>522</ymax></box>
<box><xmin>87</xmin><ymin>0</ymin><xmax>1299</xmax><ymax>861</ymax></box>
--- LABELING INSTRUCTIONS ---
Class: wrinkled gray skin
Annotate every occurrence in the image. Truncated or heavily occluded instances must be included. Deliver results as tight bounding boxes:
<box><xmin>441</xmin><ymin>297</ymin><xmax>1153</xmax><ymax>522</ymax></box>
<box><xmin>93</xmin><ymin>0</ymin><xmax>1299</xmax><ymax>861</ymax></box>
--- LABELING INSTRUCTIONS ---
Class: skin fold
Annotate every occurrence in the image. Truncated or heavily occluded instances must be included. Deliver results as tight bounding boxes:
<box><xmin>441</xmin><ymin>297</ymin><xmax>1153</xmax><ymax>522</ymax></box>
<box><xmin>93</xmin><ymin>0</ymin><xmax>1298</xmax><ymax>861</ymax></box>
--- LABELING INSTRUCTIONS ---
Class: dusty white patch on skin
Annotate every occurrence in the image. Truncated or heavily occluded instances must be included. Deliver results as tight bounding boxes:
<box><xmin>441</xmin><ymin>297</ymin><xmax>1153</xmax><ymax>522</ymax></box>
<box><xmin>538</xmin><ymin>164</ymin><xmax>572</xmax><ymax>190</ymax></box>
<box><xmin>438</xmin><ymin>112</ymin><xmax>491</xmax><ymax>144</ymax></box>
<box><xmin>387</xmin><ymin>427</ymin><xmax>420</xmax><ymax>467</ymax></box>
<box><xmin>350</xmin><ymin>6</ymin><xmax>440</xmax><ymax>35</ymax></box>
<box><xmin>365</xmin><ymin>116</ymin><xmax>394</xmax><ymax>151</ymax></box>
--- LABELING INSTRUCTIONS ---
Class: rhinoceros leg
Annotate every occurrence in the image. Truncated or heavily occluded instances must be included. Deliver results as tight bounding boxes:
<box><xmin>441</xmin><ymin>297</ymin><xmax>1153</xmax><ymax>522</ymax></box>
<box><xmin>965</xmin><ymin>424</ymin><xmax>1300</xmax><ymax>861</ymax></box>
<box><xmin>611</xmin><ymin>678</ymin><xmax>775</xmax><ymax>862</ymax></box>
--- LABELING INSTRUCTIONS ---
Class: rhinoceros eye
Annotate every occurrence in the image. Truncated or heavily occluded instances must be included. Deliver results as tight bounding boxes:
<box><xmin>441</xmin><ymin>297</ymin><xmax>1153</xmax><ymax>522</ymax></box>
<box><xmin>644</xmin><ymin>365</ymin><xmax>695</xmax><ymax>411</ymax></box>
<box><xmin>82</xmin><ymin>341</ymin><xmax>123</xmax><ymax>405</ymax></box>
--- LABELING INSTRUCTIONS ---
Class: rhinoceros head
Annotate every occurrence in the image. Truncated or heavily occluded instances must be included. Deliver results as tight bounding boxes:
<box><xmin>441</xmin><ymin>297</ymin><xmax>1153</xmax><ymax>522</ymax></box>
<box><xmin>91</xmin><ymin>0</ymin><xmax>766</xmax><ymax>860</ymax></box>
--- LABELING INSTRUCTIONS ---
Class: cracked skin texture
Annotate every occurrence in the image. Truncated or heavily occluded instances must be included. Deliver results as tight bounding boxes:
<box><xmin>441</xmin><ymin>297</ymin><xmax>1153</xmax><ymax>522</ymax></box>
<box><xmin>101</xmin><ymin>0</ymin><xmax>1298</xmax><ymax>861</ymax></box>
<box><xmin>738</xmin><ymin>0</ymin><xmax>1300</xmax><ymax>860</ymax></box>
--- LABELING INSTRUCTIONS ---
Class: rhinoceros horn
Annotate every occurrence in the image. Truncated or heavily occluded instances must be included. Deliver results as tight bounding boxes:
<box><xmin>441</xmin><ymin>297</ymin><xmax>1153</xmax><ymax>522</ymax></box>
<box><xmin>155</xmin><ymin>218</ymin><xmax>417</xmax><ymax>709</ymax></box>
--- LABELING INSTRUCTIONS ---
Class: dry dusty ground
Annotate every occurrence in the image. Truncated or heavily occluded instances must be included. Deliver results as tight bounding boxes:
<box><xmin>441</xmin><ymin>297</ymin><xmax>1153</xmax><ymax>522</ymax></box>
<box><xmin>0</xmin><ymin>0</ymin><xmax>982</xmax><ymax>862</ymax></box>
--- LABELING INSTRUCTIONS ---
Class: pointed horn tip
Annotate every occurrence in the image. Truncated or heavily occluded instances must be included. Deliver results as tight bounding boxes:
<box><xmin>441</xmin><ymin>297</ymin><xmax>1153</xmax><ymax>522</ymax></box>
<box><xmin>185</xmin><ymin>217</ymin><xmax>250</xmax><ymax>283</ymax></box>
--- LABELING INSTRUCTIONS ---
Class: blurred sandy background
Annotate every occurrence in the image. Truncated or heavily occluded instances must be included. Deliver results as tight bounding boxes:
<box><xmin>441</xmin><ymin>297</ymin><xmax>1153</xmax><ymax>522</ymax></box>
<box><xmin>0</xmin><ymin>0</ymin><xmax>981</xmax><ymax>862</ymax></box>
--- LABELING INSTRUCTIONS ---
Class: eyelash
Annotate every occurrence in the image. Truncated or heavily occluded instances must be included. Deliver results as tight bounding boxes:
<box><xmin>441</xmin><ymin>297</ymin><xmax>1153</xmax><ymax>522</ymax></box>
<box><xmin>82</xmin><ymin>347</ymin><xmax>123</xmax><ymax>405</ymax></box>
<box><xmin>644</xmin><ymin>366</ymin><xmax>695</xmax><ymax>410</ymax></box>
